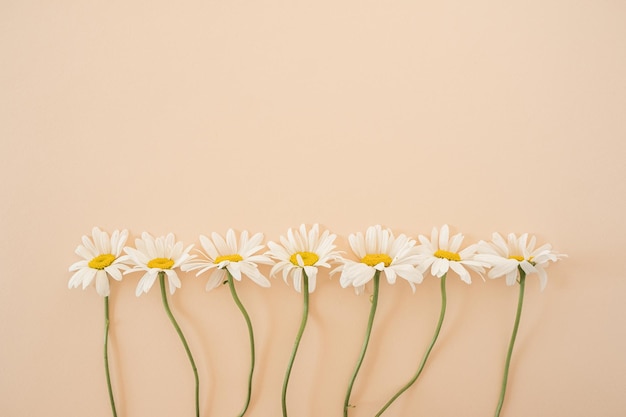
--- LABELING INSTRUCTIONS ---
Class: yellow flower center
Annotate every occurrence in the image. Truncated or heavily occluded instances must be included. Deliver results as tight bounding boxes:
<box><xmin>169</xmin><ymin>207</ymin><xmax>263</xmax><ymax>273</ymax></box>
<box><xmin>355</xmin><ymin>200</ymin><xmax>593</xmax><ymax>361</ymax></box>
<box><xmin>434</xmin><ymin>249</ymin><xmax>461</xmax><ymax>262</ymax></box>
<box><xmin>509</xmin><ymin>255</ymin><xmax>525</xmax><ymax>261</ymax></box>
<box><xmin>360</xmin><ymin>254</ymin><xmax>393</xmax><ymax>267</ymax></box>
<box><xmin>290</xmin><ymin>251</ymin><xmax>319</xmax><ymax>266</ymax></box>
<box><xmin>215</xmin><ymin>254</ymin><xmax>243</xmax><ymax>264</ymax></box>
<box><xmin>88</xmin><ymin>254</ymin><xmax>116</xmax><ymax>270</ymax></box>
<box><xmin>147</xmin><ymin>257</ymin><xmax>175</xmax><ymax>269</ymax></box>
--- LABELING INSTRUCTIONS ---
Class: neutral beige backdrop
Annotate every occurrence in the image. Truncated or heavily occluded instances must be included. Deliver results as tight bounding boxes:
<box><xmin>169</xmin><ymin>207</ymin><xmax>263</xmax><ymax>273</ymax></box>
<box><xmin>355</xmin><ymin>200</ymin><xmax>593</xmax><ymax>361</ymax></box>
<box><xmin>1</xmin><ymin>1</ymin><xmax>625</xmax><ymax>416</ymax></box>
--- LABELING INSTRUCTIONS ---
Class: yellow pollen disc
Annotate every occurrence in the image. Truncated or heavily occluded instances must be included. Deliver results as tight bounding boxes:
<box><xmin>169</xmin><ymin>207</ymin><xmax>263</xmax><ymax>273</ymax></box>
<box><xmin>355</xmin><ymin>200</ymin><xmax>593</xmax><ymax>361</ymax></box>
<box><xmin>147</xmin><ymin>257</ymin><xmax>175</xmax><ymax>269</ymax></box>
<box><xmin>290</xmin><ymin>251</ymin><xmax>319</xmax><ymax>266</ymax></box>
<box><xmin>360</xmin><ymin>254</ymin><xmax>393</xmax><ymax>267</ymax></box>
<box><xmin>88</xmin><ymin>254</ymin><xmax>116</xmax><ymax>270</ymax></box>
<box><xmin>509</xmin><ymin>255</ymin><xmax>525</xmax><ymax>262</ymax></box>
<box><xmin>215</xmin><ymin>254</ymin><xmax>243</xmax><ymax>264</ymax></box>
<box><xmin>434</xmin><ymin>249</ymin><xmax>461</xmax><ymax>262</ymax></box>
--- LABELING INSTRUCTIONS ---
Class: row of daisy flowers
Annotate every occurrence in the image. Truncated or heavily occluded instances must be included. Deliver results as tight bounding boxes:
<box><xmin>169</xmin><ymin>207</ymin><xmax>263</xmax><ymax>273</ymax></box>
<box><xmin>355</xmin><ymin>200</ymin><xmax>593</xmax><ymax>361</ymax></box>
<box><xmin>69</xmin><ymin>224</ymin><xmax>565</xmax><ymax>417</ymax></box>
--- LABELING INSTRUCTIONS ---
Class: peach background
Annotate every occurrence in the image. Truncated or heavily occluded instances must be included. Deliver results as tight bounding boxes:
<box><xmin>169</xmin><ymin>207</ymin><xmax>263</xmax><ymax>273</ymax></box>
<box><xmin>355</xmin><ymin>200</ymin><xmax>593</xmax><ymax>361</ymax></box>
<box><xmin>1</xmin><ymin>1</ymin><xmax>625</xmax><ymax>416</ymax></box>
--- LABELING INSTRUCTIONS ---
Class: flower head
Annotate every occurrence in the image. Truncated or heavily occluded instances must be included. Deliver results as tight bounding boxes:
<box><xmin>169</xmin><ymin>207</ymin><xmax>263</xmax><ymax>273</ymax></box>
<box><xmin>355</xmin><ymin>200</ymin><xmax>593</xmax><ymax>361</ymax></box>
<box><xmin>476</xmin><ymin>232</ymin><xmax>566</xmax><ymax>290</ymax></box>
<box><xmin>416</xmin><ymin>224</ymin><xmax>488</xmax><ymax>284</ymax></box>
<box><xmin>266</xmin><ymin>224</ymin><xmax>339</xmax><ymax>293</ymax></box>
<box><xmin>68</xmin><ymin>227</ymin><xmax>130</xmax><ymax>297</ymax></box>
<box><xmin>124</xmin><ymin>232</ymin><xmax>195</xmax><ymax>296</ymax></box>
<box><xmin>335</xmin><ymin>225</ymin><xmax>423</xmax><ymax>294</ymax></box>
<box><xmin>181</xmin><ymin>229</ymin><xmax>274</xmax><ymax>291</ymax></box>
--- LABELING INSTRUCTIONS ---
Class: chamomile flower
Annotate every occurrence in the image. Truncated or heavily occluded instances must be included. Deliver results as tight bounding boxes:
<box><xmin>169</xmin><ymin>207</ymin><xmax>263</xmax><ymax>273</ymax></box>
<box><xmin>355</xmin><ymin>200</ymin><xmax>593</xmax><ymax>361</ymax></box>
<box><xmin>476</xmin><ymin>232</ymin><xmax>566</xmax><ymax>290</ymax></box>
<box><xmin>182</xmin><ymin>229</ymin><xmax>273</xmax><ymax>291</ymax></box>
<box><xmin>182</xmin><ymin>228</ymin><xmax>272</xmax><ymax>416</ymax></box>
<box><xmin>373</xmin><ymin>225</ymin><xmax>490</xmax><ymax>416</ymax></box>
<box><xmin>269</xmin><ymin>224</ymin><xmax>339</xmax><ymax>416</ymax></box>
<box><xmin>124</xmin><ymin>232</ymin><xmax>195</xmax><ymax>296</ymax></box>
<box><xmin>266</xmin><ymin>224</ymin><xmax>339</xmax><ymax>293</ymax></box>
<box><xmin>341</xmin><ymin>226</ymin><xmax>423</xmax><ymax>415</ymax></box>
<box><xmin>416</xmin><ymin>224</ymin><xmax>488</xmax><ymax>284</ymax></box>
<box><xmin>68</xmin><ymin>227</ymin><xmax>130</xmax><ymax>297</ymax></box>
<box><xmin>336</xmin><ymin>225</ymin><xmax>423</xmax><ymax>294</ymax></box>
<box><xmin>68</xmin><ymin>226</ymin><xmax>130</xmax><ymax>416</ymax></box>
<box><xmin>477</xmin><ymin>233</ymin><xmax>566</xmax><ymax>416</ymax></box>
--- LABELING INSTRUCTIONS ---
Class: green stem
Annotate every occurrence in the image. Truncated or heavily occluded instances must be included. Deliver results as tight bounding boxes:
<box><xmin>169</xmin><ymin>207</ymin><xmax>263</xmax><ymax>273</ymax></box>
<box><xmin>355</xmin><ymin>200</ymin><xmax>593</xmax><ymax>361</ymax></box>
<box><xmin>159</xmin><ymin>272</ymin><xmax>200</xmax><ymax>417</ymax></box>
<box><xmin>343</xmin><ymin>270</ymin><xmax>381</xmax><ymax>417</ymax></box>
<box><xmin>375</xmin><ymin>273</ymin><xmax>447</xmax><ymax>416</ymax></box>
<box><xmin>104</xmin><ymin>296</ymin><xmax>118</xmax><ymax>417</ymax></box>
<box><xmin>494</xmin><ymin>269</ymin><xmax>526</xmax><ymax>417</ymax></box>
<box><xmin>282</xmin><ymin>271</ymin><xmax>310</xmax><ymax>417</ymax></box>
<box><xmin>226</xmin><ymin>271</ymin><xmax>256</xmax><ymax>417</ymax></box>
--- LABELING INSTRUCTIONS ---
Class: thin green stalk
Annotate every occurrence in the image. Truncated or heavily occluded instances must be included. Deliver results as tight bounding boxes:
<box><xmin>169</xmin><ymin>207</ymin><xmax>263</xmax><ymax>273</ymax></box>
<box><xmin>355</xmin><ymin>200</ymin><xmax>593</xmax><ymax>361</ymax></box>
<box><xmin>494</xmin><ymin>269</ymin><xmax>526</xmax><ymax>417</ymax></box>
<box><xmin>282</xmin><ymin>272</ymin><xmax>310</xmax><ymax>417</ymax></box>
<box><xmin>375</xmin><ymin>273</ymin><xmax>448</xmax><ymax>416</ymax></box>
<box><xmin>104</xmin><ymin>296</ymin><xmax>118</xmax><ymax>417</ymax></box>
<box><xmin>159</xmin><ymin>272</ymin><xmax>200</xmax><ymax>417</ymax></box>
<box><xmin>344</xmin><ymin>270</ymin><xmax>381</xmax><ymax>417</ymax></box>
<box><xmin>226</xmin><ymin>271</ymin><xmax>256</xmax><ymax>417</ymax></box>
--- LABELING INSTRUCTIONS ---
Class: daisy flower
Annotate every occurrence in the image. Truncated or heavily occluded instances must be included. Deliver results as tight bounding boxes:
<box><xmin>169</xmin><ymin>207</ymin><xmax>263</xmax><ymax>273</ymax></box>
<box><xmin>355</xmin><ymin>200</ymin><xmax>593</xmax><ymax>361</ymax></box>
<box><xmin>124</xmin><ymin>232</ymin><xmax>195</xmax><ymax>296</ymax></box>
<box><xmin>182</xmin><ymin>229</ymin><xmax>273</xmax><ymax>291</ymax></box>
<box><xmin>124</xmin><ymin>232</ymin><xmax>200</xmax><ymax>416</ymax></box>
<box><xmin>68</xmin><ymin>226</ymin><xmax>130</xmax><ymax>417</ymax></box>
<box><xmin>266</xmin><ymin>223</ymin><xmax>339</xmax><ymax>293</ymax></box>
<box><xmin>475</xmin><ymin>232</ymin><xmax>565</xmax><ymax>417</ymax></box>
<box><xmin>476</xmin><ymin>232</ymin><xmax>566</xmax><ymax>290</ymax></box>
<box><xmin>336</xmin><ymin>224</ymin><xmax>423</xmax><ymax>294</ymax></box>
<box><xmin>266</xmin><ymin>224</ymin><xmax>339</xmax><ymax>417</ymax></box>
<box><xmin>68</xmin><ymin>226</ymin><xmax>130</xmax><ymax>297</ymax></box>
<box><xmin>182</xmin><ymin>229</ymin><xmax>273</xmax><ymax>416</ymax></box>
<box><xmin>341</xmin><ymin>225</ymin><xmax>423</xmax><ymax>417</ymax></box>
<box><xmin>416</xmin><ymin>224</ymin><xmax>488</xmax><ymax>284</ymax></box>
<box><xmin>375</xmin><ymin>225</ymin><xmax>488</xmax><ymax>416</ymax></box>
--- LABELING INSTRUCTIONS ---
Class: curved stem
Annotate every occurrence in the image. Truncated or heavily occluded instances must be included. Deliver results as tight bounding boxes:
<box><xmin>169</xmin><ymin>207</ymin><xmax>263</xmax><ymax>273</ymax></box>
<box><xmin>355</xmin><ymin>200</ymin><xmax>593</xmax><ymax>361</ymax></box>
<box><xmin>375</xmin><ymin>273</ymin><xmax>447</xmax><ymax>416</ymax></box>
<box><xmin>226</xmin><ymin>271</ymin><xmax>256</xmax><ymax>417</ymax></box>
<box><xmin>104</xmin><ymin>296</ymin><xmax>118</xmax><ymax>417</ymax></box>
<box><xmin>282</xmin><ymin>271</ymin><xmax>310</xmax><ymax>417</ymax></box>
<box><xmin>159</xmin><ymin>272</ymin><xmax>200</xmax><ymax>417</ymax></box>
<box><xmin>344</xmin><ymin>270</ymin><xmax>381</xmax><ymax>417</ymax></box>
<box><xmin>494</xmin><ymin>269</ymin><xmax>526</xmax><ymax>417</ymax></box>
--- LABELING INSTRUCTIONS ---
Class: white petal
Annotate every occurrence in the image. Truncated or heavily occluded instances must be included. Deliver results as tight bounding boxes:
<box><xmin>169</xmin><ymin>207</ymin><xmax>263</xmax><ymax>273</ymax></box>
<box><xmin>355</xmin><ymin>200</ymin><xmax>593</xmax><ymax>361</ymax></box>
<box><xmin>537</xmin><ymin>266</ymin><xmax>548</xmax><ymax>291</ymax></box>
<box><xmin>199</xmin><ymin>235</ymin><xmax>219</xmax><ymax>260</ymax></box>
<box><xmin>228</xmin><ymin>262</ymin><xmax>242</xmax><ymax>280</ymax></box>
<box><xmin>293</xmin><ymin>268</ymin><xmax>303</xmax><ymax>292</ymax></box>
<box><xmin>241</xmin><ymin>263</ymin><xmax>271</xmax><ymax>287</ymax></box>
<box><xmin>81</xmin><ymin>268</ymin><xmax>97</xmax><ymax>289</ymax></box>
<box><xmin>307</xmin><ymin>273</ymin><xmax>317</xmax><ymax>293</ymax></box>
<box><xmin>392</xmin><ymin>264</ymin><xmax>424</xmax><ymax>284</ymax></box>
<box><xmin>136</xmin><ymin>270</ymin><xmax>158</xmax><ymax>296</ymax></box>
<box><xmin>352</xmin><ymin>266</ymin><xmax>376</xmax><ymax>287</ymax></box>
<box><xmin>206</xmin><ymin>269</ymin><xmax>226</xmax><ymax>291</ymax></box>
<box><xmin>75</xmin><ymin>245</ymin><xmax>94</xmax><ymax>261</ymax></box>
<box><xmin>449</xmin><ymin>262</ymin><xmax>471</xmax><ymax>284</ymax></box>
<box><xmin>166</xmin><ymin>270</ymin><xmax>181</xmax><ymax>294</ymax></box>
<box><xmin>226</xmin><ymin>229</ymin><xmax>239</xmax><ymax>253</ymax></box>
<box><xmin>69</xmin><ymin>260</ymin><xmax>88</xmax><ymax>272</ymax></box>
<box><xmin>505</xmin><ymin>270</ymin><xmax>518</xmax><ymax>286</ymax></box>
<box><xmin>95</xmin><ymin>271</ymin><xmax>110</xmax><ymax>296</ymax></box>
<box><xmin>384</xmin><ymin>268</ymin><xmax>397</xmax><ymax>285</ymax></box>
<box><xmin>105</xmin><ymin>265</ymin><xmax>123</xmax><ymax>281</ymax></box>
<box><xmin>304</xmin><ymin>266</ymin><xmax>318</xmax><ymax>290</ymax></box>
<box><xmin>438</xmin><ymin>225</ymin><xmax>449</xmax><ymax>250</ymax></box>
